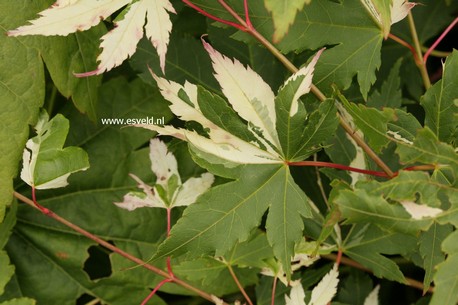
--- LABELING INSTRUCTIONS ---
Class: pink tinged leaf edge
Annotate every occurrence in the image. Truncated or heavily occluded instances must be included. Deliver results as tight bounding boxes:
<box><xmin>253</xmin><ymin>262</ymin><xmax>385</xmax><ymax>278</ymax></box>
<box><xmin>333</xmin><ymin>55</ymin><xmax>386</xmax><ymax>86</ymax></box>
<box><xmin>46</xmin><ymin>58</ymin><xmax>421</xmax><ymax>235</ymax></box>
<box><xmin>144</xmin><ymin>0</ymin><xmax>176</xmax><ymax>73</ymax></box>
<box><xmin>75</xmin><ymin>1</ymin><xmax>147</xmax><ymax>77</ymax></box>
<box><xmin>149</xmin><ymin>138</ymin><xmax>179</xmax><ymax>185</ymax></box>
<box><xmin>390</xmin><ymin>0</ymin><xmax>417</xmax><ymax>25</ymax></box>
<box><xmin>7</xmin><ymin>0</ymin><xmax>131</xmax><ymax>37</ymax></box>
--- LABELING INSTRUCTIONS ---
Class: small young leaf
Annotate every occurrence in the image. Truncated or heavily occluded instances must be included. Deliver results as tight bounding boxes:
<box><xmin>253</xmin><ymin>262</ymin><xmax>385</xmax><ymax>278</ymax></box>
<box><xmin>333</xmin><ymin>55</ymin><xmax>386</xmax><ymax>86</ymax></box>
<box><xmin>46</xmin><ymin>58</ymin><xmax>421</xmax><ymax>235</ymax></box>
<box><xmin>114</xmin><ymin>139</ymin><xmax>214</xmax><ymax>210</ymax></box>
<box><xmin>20</xmin><ymin>110</ymin><xmax>89</xmax><ymax>189</ymax></box>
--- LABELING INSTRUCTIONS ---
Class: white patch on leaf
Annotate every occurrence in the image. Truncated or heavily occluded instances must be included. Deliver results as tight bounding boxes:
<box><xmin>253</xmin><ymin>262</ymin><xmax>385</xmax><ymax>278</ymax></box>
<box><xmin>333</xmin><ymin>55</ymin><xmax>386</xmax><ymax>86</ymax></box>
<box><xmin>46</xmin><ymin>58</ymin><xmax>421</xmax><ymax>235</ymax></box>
<box><xmin>150</xmin><ymin>138</ymin><xmax>179</xmax><ymax>185</ymax></box>
<box><xmin>285</xmin><ymin>281</ymin><xmax>306</xmax><ymax>305</ymax></box>
<box><xmin>401</xmin><ymin>201</ymin><xmax>443</xmax><ymax>220</ymax></box>
<box><xmin>309</xmin><ymin>264</ymin><xmax>339</xmax><ymax>305</ymax></box>
<box><xmin>283</xmin><ymin>49</ymin><xmax>324</xmax><ymax>117</ymax></box>
<box><xmin>387</xmin><ymin>130</ymin><xmax>413</xmax><ymax>145</ymax></box>
<box><xmin>202</xmin><ymin>40</ymin><xmax>280</xmax><ymax>149</ymax></box>
<box><xmin>390</xmin><ymin>0</ymin><xmax>416</xmax><ymax>25</ymax></box>
<box><xmin>114</xmin><ymin>139</ymin><xmax>214</xmax><ymax>211</ymax></box>
<box><xmin>363</xmin><ymin>285</ymin><xmax>380</xmax><ymax>305</ymax></box>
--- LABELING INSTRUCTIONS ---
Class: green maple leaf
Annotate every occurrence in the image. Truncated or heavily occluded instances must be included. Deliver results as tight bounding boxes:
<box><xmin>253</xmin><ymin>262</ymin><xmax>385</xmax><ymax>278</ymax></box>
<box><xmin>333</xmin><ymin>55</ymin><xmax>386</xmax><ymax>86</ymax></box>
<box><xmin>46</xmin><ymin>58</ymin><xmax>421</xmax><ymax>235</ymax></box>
<box><xmin>20</xmin><ymin>110</ymin><xmax>89</xmax><ymax>190</ymax></box>
<box><xmin>138</xmin><ymin>41</ymin><xmax>337</xmax><ymax>278</ymax></box>
<box><xmin>421</xmin><ymin>50</ymin><xmax>458</xmax><ymax>145</ymax></box>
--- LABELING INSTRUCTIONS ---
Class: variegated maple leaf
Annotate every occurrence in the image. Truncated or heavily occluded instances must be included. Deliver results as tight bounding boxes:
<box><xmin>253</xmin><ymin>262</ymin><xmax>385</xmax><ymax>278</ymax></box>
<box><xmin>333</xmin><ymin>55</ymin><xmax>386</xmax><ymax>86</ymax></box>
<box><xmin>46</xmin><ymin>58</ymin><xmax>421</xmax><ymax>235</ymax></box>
<box><xmin>361</xmin><ymin>0</ymin><xmax>417</xmax><ymax>37</ymax></box>
<box><xmin>137</xmin><ymin>40</ymin><xmax>323</xmax><ymax>166</ymax></box>
<box><xmin>284</xmin><ymin>264</ymin><xmax>339</xmax><ymax>305</ymax></box>
<box><xmin>8</xmin><ymin>0</ymin><xmax>175</xmax><ymax>75</ymax></box>
<box><xmin>114</xmin><ymin>138</ymin><xmax>214</xmax><ymax>210</ymax></box>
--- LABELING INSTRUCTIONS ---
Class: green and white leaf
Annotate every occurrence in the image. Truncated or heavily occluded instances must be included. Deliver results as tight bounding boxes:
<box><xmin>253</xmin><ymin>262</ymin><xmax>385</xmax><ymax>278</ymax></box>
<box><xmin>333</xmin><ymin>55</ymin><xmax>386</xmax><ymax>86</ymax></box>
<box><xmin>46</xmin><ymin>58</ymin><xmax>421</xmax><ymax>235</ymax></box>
<box><xmin>203</xmin><ymin>40</ymin><xmax>280</xmax><ymax>150</ymax></box>
<box><xmin>9</xmin><ymin>0</ymin><xmax>175</xmax><ymax>75</ymax></box>
<box><xmin>114</xmin><ymin>138</ymin><xmax>214</xmax><ymax>210</ymax></box>
<box><xmin>20</xmin><ymin>110</ymin><xmax>89</xmax><ymax>189</ymax></box>
<box><xmin>264</xmin><ymin>0</ymin><xmax>311</xmax><ymax>43</ymax></box>
<box><xmin>7</xmin><ymin>0</ymin><xmax>130</xmax><ymax>36</ymax></box>
<box><xmin>285</xmin><ymin>282</ymin><xmax>306</xmax><ymax>305</ymax></box>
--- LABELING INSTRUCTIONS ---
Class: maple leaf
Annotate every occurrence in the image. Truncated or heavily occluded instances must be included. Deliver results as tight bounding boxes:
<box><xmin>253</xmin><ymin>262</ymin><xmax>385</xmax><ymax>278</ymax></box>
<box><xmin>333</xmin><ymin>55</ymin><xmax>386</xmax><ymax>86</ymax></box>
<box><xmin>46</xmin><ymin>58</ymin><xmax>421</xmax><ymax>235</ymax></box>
<box><xmin>284</xmin><ymin>264</ymin><xmax>339</xmax><ymax>305</ymax></box>
<box><xmin>114</xmin><ymin>138</ymin><xmax>214</xmax><ymax>210</ymax></box>
<box><xmin>8</xmin><ymin>0</ymin><xmax>175</xmax><ymax>75</ymax></box>
<box><xmin>361</xmin><ymin>0</ymin><xmax>417</xmax><ymax>37</ymax></box>
<box><xmin>138</xmin><ymin>40</ymin><xmax>323</xmax><ymax>166</ymax></box>
<box><xmin>20</xmin><ymin>110</ymin><xmax>89</xmax><ymax>190</ymax></box>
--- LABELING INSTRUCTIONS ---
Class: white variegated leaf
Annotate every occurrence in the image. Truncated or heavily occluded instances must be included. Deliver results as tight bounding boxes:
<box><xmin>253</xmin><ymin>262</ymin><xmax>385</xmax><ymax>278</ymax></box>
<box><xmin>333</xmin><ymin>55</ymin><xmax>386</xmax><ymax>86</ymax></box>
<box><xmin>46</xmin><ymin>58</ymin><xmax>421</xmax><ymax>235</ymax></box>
<box><xmin>285</xmin><ymin>281</ymin><xmax>306</xmax><ymax>305</ymax></box>
<box><xmin>143</xmin><ymin>73</ymin><xmax>284</xmax><ymax>165</ymax></box>
<box><xmin>363</xmin><ymin>285</ymin><xmax>380</xmax><ymax>305</ymax></box>
<box><xmin>202</xmin><ymin>40</ymin><xmax>280</xmax><ymax>149</ymax></box>
<box><xmin>77</xmin><ymin>1</ymin><xmax>148</xmax><ymax>76</ymax></box>
<box><xmin>309</xmin><ymin>264</ymin><xmax>339</xmax><ymax>305</ymax></box>
<box><xmin>7</xmin><ymin>0</ymin><xmax>131</xmax><ymax>36</ymax></box>
<box><xmin>173</xmin><ymin>173</ymin><xmax>214</xmax><ymax>207</ymax></box>
<box><xmin>9</xmin><ymin>0</ymin><xmax>176</xmax><ymax>75</ymax></box>
<box><xmin>149</xmin><ymin>138</ymin><xmax>179</xmax><ymax>186</ymax></box>
<box><xmin>282</xmin><ymin>48</ymin><xmax>324</xmax><ymax>117</ymax></box>
<box><xmin>390</xmin><ymin>0</ymin><xmax>416</xmax><ymax>24</ymax></box>
<box><xmin>400</xmin><ymin>201</ymin><xmax>443</xmax><ymax>220</ymax></box>
<box><xmin>114</xmin><ymin>140</ymin><xmax>214</xmax><ymax>210</ymax></box>
<box><xmin>144</xmin><ymin>0</ymin><xmax>176</xmax><ymax>73</ymax></box>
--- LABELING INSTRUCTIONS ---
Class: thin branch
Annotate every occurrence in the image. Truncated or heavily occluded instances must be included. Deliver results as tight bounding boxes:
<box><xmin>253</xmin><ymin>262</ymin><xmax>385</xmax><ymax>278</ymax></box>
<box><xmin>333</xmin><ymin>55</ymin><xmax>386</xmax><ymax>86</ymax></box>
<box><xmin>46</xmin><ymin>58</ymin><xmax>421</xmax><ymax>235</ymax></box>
<box><xmin>423</xmin><ymin>17</ymin><xmax>458</xmax><ymax>64</ymax></box>
<box><xmin>313</xmin><ymin>154</ymin><xmax>330</xmax><ymax>208</ymax></box>
<box><xmin>13</xmin><ymin>191</ymin><xmax>228</xmax><ymax>305</ymax></box>
<box><xmin>406</xmin><ymin>5</ymin><xmax>431</xmax><ymax>89</ymax></box>
<box><xmin>322</xmin><ymin>253</ymin><xmax>435</xmax><ymax>294</ymax></box>
<box><xmin>227</xmin><ymin>264</ymin><xmax>254</xmax><ymax>305</ymax></box>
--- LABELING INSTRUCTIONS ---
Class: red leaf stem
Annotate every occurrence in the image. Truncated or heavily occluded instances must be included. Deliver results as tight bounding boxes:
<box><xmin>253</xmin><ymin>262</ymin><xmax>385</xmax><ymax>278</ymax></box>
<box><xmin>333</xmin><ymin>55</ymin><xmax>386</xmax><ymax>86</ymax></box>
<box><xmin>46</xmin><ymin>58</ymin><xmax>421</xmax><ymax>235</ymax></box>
<box><xmin>182</xmin><ymin>0</ymin><xmax>246</xmax><ymax>31</ymax></box>
<box><xmin>288</xmin><ymin>161</ymin><xmax>391</xmax><ymax>177</ymax></box>
<box><xmin>388</xmin><ymin>33</ymin><xmax>421</xmax><ymax>65</ymax></box>
<box><xmin>423</xmin><ymin>17</ymin><xmax>458</xmax><ymax>64</ymax></box>
<box><xmin>140</xmin><ymin>278</ymin><xmax>173</xmax><ymax>305</ymax></box>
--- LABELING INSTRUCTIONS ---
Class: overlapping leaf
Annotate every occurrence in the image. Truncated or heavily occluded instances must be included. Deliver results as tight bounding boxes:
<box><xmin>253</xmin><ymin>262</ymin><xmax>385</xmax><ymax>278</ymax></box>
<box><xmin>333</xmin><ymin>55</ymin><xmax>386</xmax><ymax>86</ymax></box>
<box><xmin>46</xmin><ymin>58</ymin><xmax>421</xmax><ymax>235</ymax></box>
<box><xmin>135</xmin><ymin>42</ymin><xmax>337</xmax><ymax>277</ymax></box>
<box><xmin>8</xmin><ymin>0</ymin><xmax>176</xmax><ymax>75</ymax></box>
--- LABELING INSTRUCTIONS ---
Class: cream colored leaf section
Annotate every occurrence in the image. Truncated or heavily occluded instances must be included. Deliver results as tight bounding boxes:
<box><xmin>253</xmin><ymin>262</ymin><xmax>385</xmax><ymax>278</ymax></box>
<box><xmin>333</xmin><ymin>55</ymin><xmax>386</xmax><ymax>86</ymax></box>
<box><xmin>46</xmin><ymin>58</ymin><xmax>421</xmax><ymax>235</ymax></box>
<box><xmin>148</xmin><ymin>72</ymin><xmax>283</xmax><ymax>165</ymax></box>
<box><xmin>138</xmin><ymin>124</ymin><xmax>281</xmax><ymax>165</ymax></box>
<box><xmin>8</xmin><ymin>0</ymin><xmax>131</xmax><ymax>36</ymax></box>
<box><xmin>144</xmin><ymin>0</ymin><xmax>176</xmax><ymax>73</ymax></box>
<box><xmin>282</xmin><ymin>49</ymin><xmax>324</xmax><ymax>117</ymax></box>
<box><xmin>390</xmin><ymin>0</ymin><xmax>416</xmax><ymax>24</ymax></box>
<box><xmin>173</xmin><ymin>173</ymin><xmax>215</xmax><ymax>207</ymax></box>
<box><xmin>309</xmin><ymin>264</ymin><xmax>339</xmax><ymax>305</ymax></box>
<box><xmin>400</xmin><ymin>201</ymin><xmax>443</xmax><ymax>220</ymax></box>
<box><xmin>149</xmin><ymin>138</ymin><xmax>179</xmax><ymax>186</ymax></box>
<box><xmin>202</xmin><ymin>40</ymin><xmax>280</xmax><ymax>149</ymax></box>
<box><xmin>86</xmin><ymin>1</ymin><xmax>148</xmax><ymax>75</ymax></box>
<box><xmin>114</xmin><ymin>174</ymin><xmax>166</xmax><ymax>210</ymax></box>
<box><xmin>363</xmin><ymin>285</ymin><xmax>380</xmax><ymax>305</ymax></box>
<box><xmin>285</xmin><ymin>281</ymin><xmax>306</xmax><ymax>305</ymax></box>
